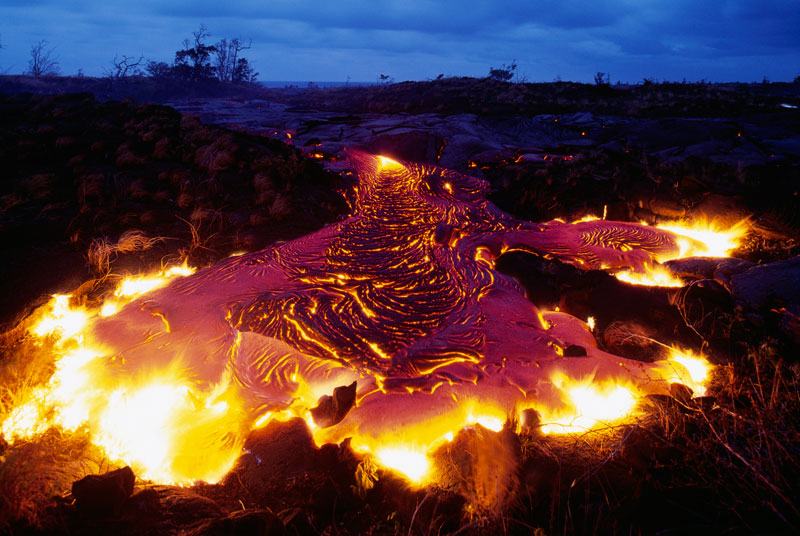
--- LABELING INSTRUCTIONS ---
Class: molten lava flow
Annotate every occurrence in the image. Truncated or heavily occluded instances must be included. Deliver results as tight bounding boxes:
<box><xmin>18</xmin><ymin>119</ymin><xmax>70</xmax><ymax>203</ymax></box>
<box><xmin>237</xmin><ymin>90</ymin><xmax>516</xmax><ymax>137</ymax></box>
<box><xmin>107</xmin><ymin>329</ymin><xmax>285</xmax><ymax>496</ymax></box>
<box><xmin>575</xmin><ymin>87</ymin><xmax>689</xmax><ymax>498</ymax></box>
<box><xmin>603</xmin><ymin>218</ymin><xmax>749</xmax><ymax>287</ymax></box>
<box><xmin>0</xmin><ymin>263</ymin><xmax>249</xmax><ymax>484</ymax></box>
<box><xmin>536</xmin><ymin>374</ymin><xmax>639</xmax><ymax>435</ymax></box>
<box><xmin>656</xmin><ymin>218</ymin><xmax>750</xmax><ymax>259</ymax></box>
<box><xmin>2</xmin><ymin>153</ymin><xmax>718</xmax><ymax>487</ymax></box>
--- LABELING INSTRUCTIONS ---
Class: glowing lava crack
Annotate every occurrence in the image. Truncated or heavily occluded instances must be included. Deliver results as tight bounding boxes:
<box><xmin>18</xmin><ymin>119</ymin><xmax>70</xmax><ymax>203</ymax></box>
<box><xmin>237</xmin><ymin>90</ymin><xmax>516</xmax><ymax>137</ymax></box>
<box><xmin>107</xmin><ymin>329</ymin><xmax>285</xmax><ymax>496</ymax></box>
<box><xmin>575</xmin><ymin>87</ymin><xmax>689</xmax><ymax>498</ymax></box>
<box><xmin>2</xmin><ymin>152</ymin><xmax>730</xmax><ymax>486</ymax></box>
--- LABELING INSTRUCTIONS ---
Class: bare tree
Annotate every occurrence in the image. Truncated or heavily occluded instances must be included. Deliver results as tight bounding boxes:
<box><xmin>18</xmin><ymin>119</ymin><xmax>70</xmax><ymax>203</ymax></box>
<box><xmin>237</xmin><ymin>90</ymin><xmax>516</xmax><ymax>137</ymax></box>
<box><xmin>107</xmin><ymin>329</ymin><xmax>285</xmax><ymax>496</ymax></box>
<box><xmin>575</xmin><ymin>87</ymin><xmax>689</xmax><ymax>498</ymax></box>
<box><xmin>28</xmin><ymin>40</ymin><xmax>60</xmax><ymax>78</ymax></box>
<box><xmin>213</xmin><ymin>37</ymin><xmax>251</xmax><ymax>82</ymax></box>
<box><xmin>108</xmin><ymin>54</ymin><xmax>144</xmax><ymax>78</ymax></box>
<box><xmin>594</xmin><ymin>71</ymin><xmax>610</xmax><ymax>86</ymax></box>
<box><xmin>174</xmin><ymin>25</ymin><xmax>217</xmax><ymax>80</ymax></box>
<box><xmin>213</xmin><ymin>38</ymin><xmax>229</xmax><ymax>81</ymax></box>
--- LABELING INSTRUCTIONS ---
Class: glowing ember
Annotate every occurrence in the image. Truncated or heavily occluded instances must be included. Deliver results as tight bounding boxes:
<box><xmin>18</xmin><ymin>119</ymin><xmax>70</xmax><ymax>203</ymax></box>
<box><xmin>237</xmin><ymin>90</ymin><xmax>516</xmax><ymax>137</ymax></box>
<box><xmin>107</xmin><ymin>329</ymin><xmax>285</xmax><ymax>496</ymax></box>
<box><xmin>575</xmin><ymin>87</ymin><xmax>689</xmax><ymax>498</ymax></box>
<box><xmin>1</xmin><ymin>152</ymin><xmax>717</xmax><ymax>486</ymax></box>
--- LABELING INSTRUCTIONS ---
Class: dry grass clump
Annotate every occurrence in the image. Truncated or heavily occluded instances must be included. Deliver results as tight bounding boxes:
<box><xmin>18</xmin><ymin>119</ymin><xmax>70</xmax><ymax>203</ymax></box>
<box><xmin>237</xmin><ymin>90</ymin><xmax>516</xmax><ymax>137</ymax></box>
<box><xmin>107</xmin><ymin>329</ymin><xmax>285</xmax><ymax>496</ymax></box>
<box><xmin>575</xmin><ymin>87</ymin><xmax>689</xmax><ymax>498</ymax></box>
<box><xmin>87</xmin><ymin>230</ymin><xmax>165</xmax><ymax>275</ymax></box>
<box><xmin>673</xmin><ymin>344</ymin><xmax>800</xmax><ymax>528</ymax></box>
<box><xmin>0</xmin><ymin>431</ymin><xmax>105</xmax><ymax>530</ymax></box>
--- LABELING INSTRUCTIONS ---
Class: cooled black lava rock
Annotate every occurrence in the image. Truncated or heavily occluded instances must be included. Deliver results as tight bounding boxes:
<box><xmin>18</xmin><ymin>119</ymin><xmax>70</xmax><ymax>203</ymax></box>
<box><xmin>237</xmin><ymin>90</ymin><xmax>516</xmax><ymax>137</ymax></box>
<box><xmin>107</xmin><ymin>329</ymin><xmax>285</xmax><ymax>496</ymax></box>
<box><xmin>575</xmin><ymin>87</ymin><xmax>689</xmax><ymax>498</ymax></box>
<box><xmin>71</xmin><ymin>465</ymin><xmax>135</xmax><ymax>515</ymax></box>
<box><xmin>731</xmin><ymin>255</ymin><xmax>800</xmax><ymax>310</ymax></box>
<box><xmin>563</xmin><ymin>344</ymin><xmax>587</xmax><ymax>357</ymax></box>
<box><xmin>664</xmin><ymin>256</ymin><xmax>754</xmax><ymax>288</ymax></box>
<box><xmin>310</xmin><ymin>381</ymin><xmax>357</xmax><ymax>427</ymax></box>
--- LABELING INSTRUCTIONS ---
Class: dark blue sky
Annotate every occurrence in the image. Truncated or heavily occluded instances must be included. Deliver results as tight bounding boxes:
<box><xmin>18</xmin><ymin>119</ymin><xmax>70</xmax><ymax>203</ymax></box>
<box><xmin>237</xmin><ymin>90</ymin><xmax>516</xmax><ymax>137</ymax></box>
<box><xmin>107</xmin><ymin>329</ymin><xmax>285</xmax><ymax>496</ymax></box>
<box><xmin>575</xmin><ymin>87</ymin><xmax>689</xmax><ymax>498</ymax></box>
<box><xmin>1</xmin><ymin>0</ymin><xmax>798</xmax><ymax>82</ymax></box>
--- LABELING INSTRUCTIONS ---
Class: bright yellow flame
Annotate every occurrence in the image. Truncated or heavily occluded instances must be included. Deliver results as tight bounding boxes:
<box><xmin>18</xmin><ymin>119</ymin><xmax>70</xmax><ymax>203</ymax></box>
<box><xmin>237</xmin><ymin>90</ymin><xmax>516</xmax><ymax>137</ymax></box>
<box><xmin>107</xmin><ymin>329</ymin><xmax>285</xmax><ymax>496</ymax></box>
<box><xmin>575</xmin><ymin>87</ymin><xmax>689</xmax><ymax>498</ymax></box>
<box><xmin>610</xmin><ymin>218</ymin><xmax>749</xmax><ymax>287</ymax></box>
<box><xmin>89</xmin><ymin>372</ymin><xmax>244</xmax><ymax>484</ymax></box>
<box><xmin>571</xmin><ymin>214</ymin><xmax>601</xmax><ymax>223</ymax></box>
<box><xmin>614</xmin><ymin>264</ymin><xmax>684</xmax><ymax>288</ymax></box>
<box><xmin>115</xmin><ymin>263</ymin><xmax>196</xmax><ymax>299</ymax></box>
<box><xmin>1</xmin><ymin>391</ymin><xmax>48</xmax><ymax>441</ymax></box>
<box><xmin>537</xmin><ymin>374</ymin><xmax>639</xmax><ymax>434</ymax></box>
<box><xmin>99</xmin><ymin>301</ymin><xmax>119</xmax><ymax>317</ymax></box>
<box><xmin>375</xmin><ymin>446</ymin><xmax>431</xmax><ymax>483</ymax></box>
<box><xmin>312</xmin><ymin>400</ymin><xmax>508</xmax><ymax>486</ymax></box>
<box><xmin>32</xmin><ymin>294</ymin><xmax>89</xmax><ymax>340</ymax></box>
<box><xmin>0</xmin><ymin>262</ymin><xmax>230</xmax><ymax>485</ymax></box>
<box><xmin>95</xmin><ymin>383</ymin><xmax>190</xmax><ymax>481</ymax></box>
<box><xmin>586</xmin><ymin>316</ymin><xmax>596</xmax><ymax>331</ymax></box>
<box><xmin>661</xmin><ymin>347</ymin><xmax>712</xmax><ymax>396</ymax></box>
<box><xmin>467</xmin><ymin>413</ymin><xmax>504</xmax><ymax>432</ymax></box>
<box><xmin>657</xmin><ymin>218</ymin><xmax>749</xmax><ymax>260</ymax></box>
<box><xmin>50</xmin><ymin>346</ymin><xmax>104</xmax><ymax>430</ymax></box>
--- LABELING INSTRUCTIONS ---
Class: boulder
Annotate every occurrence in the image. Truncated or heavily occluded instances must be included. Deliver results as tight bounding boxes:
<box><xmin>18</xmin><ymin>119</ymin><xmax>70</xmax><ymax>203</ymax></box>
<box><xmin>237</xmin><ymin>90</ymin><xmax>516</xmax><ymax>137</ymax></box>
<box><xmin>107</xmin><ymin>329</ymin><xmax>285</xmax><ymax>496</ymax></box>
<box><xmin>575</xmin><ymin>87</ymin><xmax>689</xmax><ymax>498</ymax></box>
<box><xmin>730</xmin><ymin>256</ymin><xmax>800</xmax><ymax>310</ymax></box>
<box><xmin>433</xmin><ymin>425</ymin><xmax>519</xmax><ymax>512</ymax></box>
<box><xmin>648</xmin><ymin>198</ymin><xmax>686</xmax><ymax>219</ymax></box>
<box><xmin>71</xmin><ymin>466</ymin><xmax>135</xmax><ymax>515</ymax></box>
<box><xmin>563</xmin><ymin>344</ymin><xmax>588</xmax><ymax>357</ymax></box>
<box><xmin>310</xmin><ymin>381</ymin><xmax>357</xmax><ymax>427</ymax></box>
<box><xmin>665</xmin><ymin>257</ymin><xmax>754</xmax><ymax>287</ymax></box>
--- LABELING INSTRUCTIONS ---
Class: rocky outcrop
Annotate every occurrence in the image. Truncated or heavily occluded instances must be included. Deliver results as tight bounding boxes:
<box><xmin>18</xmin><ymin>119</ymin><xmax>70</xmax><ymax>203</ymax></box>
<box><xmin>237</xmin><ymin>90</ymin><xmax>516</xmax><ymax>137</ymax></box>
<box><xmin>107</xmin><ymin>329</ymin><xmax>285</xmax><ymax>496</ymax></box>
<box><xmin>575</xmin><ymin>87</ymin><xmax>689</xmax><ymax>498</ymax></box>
<box><xmin>731</xmin><ymin>256</ymin><xmax>800</xmax><ymax>310</ymax></box>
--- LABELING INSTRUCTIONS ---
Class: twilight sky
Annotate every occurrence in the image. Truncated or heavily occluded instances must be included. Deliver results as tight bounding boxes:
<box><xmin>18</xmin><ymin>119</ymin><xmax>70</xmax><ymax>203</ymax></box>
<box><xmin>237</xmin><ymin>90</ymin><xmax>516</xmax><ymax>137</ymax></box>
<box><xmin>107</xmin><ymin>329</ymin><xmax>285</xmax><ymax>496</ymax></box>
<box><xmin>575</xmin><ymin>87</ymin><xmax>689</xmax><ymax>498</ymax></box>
<box><xmin>0</xmin><ymin>0</ymin><xmax>798</xmax><ymax>82</ymax></box>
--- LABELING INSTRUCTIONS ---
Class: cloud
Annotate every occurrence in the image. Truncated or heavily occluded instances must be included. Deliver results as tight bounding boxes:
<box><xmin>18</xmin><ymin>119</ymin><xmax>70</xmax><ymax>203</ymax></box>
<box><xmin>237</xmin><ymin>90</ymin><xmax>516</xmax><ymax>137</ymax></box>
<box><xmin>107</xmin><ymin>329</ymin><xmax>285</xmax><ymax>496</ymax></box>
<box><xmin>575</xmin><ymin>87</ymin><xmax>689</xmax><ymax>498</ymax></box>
<box><xmin>0</xmin><ymin>0</ymin><xmax>797</xmax><ymax>81</ymax></box>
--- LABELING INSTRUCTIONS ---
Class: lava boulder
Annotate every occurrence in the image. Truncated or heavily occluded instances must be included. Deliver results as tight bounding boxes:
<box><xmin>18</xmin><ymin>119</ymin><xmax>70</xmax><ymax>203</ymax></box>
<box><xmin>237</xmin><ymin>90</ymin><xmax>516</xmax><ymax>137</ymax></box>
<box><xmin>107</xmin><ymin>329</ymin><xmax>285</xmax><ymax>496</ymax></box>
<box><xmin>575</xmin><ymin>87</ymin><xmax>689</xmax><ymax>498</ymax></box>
<box><xmin>71</xmin><ymin>465</ymin><xmax>135</xmax><ymax>515</ymax></box>
<box><xmin>310</xmin><ymin>381</ymin><xmax>357</xmax><ymax>427</ymax></box>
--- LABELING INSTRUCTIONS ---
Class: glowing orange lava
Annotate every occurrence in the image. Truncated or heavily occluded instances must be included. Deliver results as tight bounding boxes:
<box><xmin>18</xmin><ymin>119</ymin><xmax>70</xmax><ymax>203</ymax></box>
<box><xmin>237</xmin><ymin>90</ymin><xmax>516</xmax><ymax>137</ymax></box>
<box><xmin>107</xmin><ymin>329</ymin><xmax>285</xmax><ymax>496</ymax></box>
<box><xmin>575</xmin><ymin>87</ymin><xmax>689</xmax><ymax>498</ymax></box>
<box><xmin>1</xmin><ymin>153</ymin><xmax>718</xmax><ymax>487</ymax></box>
<box><xmin>610</xmin><ymin>217</ymin><xmax>749</xmax><ymax>287</ymax></box>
